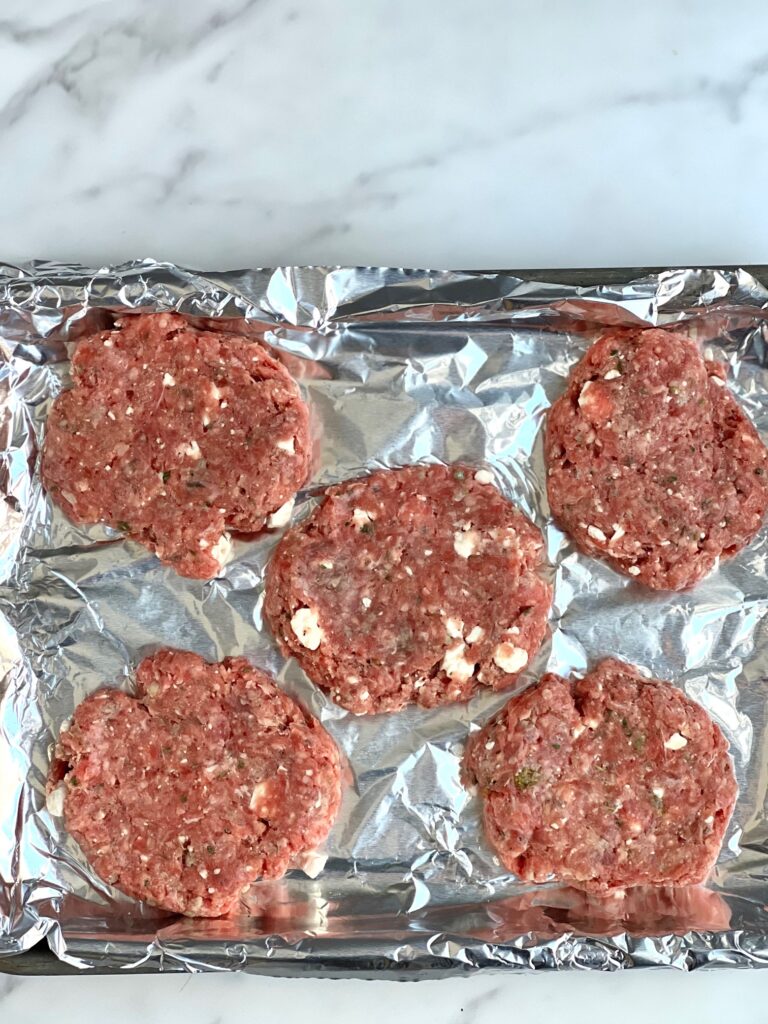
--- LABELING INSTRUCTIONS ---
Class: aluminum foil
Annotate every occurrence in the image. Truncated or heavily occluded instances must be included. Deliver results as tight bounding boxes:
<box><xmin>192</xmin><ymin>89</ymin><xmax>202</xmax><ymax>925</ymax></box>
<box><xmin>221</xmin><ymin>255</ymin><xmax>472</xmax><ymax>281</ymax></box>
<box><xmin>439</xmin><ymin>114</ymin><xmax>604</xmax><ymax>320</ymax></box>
<box><xmin>2</xmin><ymin>261</ymin><xmax>768</xmax><ymax>975</ymax></box>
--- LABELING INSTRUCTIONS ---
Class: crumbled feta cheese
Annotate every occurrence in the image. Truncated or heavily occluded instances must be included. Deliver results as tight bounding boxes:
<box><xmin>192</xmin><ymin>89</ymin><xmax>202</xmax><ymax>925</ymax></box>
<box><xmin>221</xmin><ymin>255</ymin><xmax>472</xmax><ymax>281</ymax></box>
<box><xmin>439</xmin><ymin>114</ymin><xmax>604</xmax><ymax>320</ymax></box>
<box><xmin>492</xmin><ymin>643</ymin><xmax>528</xmax><ymax>675</ymax></box>
<box><xmin>704</xmin><ymin>815</ymin><xmax>714</xmax><ymax>826</ymax></box>
<box><xmin>445</xmin><ymin>616</ymin><xmax>464</xmax><ymax>639</ymax></box>
<box><xmin>465</xmin><ymin>625</ymin><xmax>485</xmax><ymax>644</ymax></box>
<box><xmin>297</xmin><ymin>850</ymin><xmax>328</xmax><ymax>879</ymax></box>
<box><xmin>587</xmin><ymin>524</ymin><xmax>607</xmax><ymax>544</ymax></box>
<box><xmin>276</xmin><ymin>437</ymin><xmax>295</xmax><ymax>453</ymax></box>
<box><xmin>664</xmin><ymin>732</ymin><xmax>688</xmax><ymax>750</ymax></box>
<box><xmin>267</xmin><ymin>497</ymin><xmax>295</xmax><ymax>528</ymax></box>
<box><xmin>485</xmin><ymin>741</ymin><xmax>495</xmax><ymax>751</ymax></box>
<box><xmin>210</xmin><ymin>384</ymin><xmax>222</xmax><ymax>401</ymax></box>
<box><xmin>211</xmin><ymin>533</ymin><xmax>232</xmax><ymax>567</ymax></box>
<box><xmin>474</xmin><ymin>469</ymin><xmax>494</xmax><ymax>485</ymax></box>
<box><xmin>454</xmin><ymin>529</ymin><xmax>480</xmax><ymax>558</ymax></box>
<box><xmin>578</xmin><ymin>380</ymin><xmax>594</xmax><ymax>407</ymax></box>
<box><xmin>162</xmin><ymin>373</ymin><xmax>176</xmax><ymax>387</ymax></box>
<box><xmin>291</xmin><ymin>607</ymin><xmax>324</xmax><ymax>650</ymax></box>
<box><xmin>126</xmin><ymin>406</ymin><xmax>134</xmax><ymax>415</ymax></box>
<box><xmin>627</xmin><ymin>565</ymin><xmax>641</xmax><ymax>576</ymax></box>
<box><xmin>358</xmin><ymin>689</ymin><xmax>370</xmax><ymax>701</ymax></box>
<box><xmin>652</xmin><ymin>786</ymin><xmax>665</xmax><ymax>799</ymax></box>
<box><xmin>604</xmin><ymin>369</ymin><xmax>621</xmax><ymax>380</ymax></box>
<box><xmin>709</xmin><ymin>376</ymin><xmax>725</xmax><ymax>387</ymax></box>
<box><xmin>46</xmin><ymin>785</ymin><xmax>65</xmax><ymax>817</ymax></box>
<box><xmin>610</xmin><ymin>523</ymin><xmax>625</xmax><ymax>545</ymax></box>
<box><xmin>424</xmin><ymin>549</ymin><xmax>433</xmax><ymax>556</ymax></box>
<box><xmin>249</xmin><ymin>782</ymin><xmax>268</xmax><ymax>810</ymax></box>
<box><xmin>107</xmin><ymin>410</ymin><xmax>116</xmax><ymax>420</ymax></box>
<box><xmin>404</xmin><ymin>565</ymin><xmax>414</xmax><ymax>576</ymax></box>
<box><xmin>319</xmin><ymin>560</ymin><xmax>334</xmax><ymax>569</ymax></box>
<box><xmin>361</xmin><ymin>596</ymin><xmax>372</xmax><ymax>609</ymax></box>
<box><xmin>178</xmin><ymin>439</ymin><xmax>202</xmax><ymax>460</ymax></box>
<box><xmin>352</xmin><ymin>507</ymin><xmax>375</xmax><ymax>530</ymax></box>
<box><xmin>103</xmin><ymin>338</ymin><xmax>113</xmax><ymax>348</ymax></box>
<box><xmin>441</xmin><ymin>642</ymin><xmax>476</xmax><ymax>683</ymax></box>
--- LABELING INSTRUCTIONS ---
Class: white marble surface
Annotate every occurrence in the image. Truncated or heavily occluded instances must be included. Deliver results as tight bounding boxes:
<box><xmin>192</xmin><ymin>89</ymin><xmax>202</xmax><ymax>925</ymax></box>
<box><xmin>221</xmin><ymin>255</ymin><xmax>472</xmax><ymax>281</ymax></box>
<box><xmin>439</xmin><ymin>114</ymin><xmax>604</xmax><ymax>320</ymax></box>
<box><xmin>3</xmin><ymin>0</ymin><xmax>768</xmax><ymax>1018</ymax></box>
<box><xmin>1</xmin><ymin>0</ymin><xmax>768</xmax><ymax>270</ymax></box>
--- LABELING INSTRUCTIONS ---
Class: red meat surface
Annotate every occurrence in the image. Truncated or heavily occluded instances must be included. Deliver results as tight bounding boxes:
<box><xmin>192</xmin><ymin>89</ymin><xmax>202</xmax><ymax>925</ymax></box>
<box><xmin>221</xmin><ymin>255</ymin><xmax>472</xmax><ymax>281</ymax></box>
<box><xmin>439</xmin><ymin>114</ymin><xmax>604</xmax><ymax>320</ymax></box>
<box><xmin>265</xmin><ymin>464</ymin><xmax>552</xmax><ymax>714</ymax></box>
<box><xmin>42</xmin><ymin>313</ymin><xmax>310</xmax><ymax>578</ymax></box>
<box><xmin>464</xmin><ymin>659</ymin><xmax>737</xmax><ymax>892</ymax></box>
<box><xmin>545</xmin><ymin>328</ymin><xmax>768</xmax><ymax>590</ymax></box>
<box><xmin>50</xmin><ymin>650</ymin><xmax>342</xmax><ymax>917</ymax></box>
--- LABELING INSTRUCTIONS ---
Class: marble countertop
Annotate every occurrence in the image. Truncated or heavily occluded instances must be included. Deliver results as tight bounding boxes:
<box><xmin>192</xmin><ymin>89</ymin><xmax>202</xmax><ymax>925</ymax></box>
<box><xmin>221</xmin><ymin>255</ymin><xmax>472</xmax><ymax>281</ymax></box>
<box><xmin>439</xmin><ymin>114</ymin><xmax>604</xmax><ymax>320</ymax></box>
<box><xmin>3</xmin><ymin>0</ymin><xmax>768</xmax><ymax>1018</ymax></box>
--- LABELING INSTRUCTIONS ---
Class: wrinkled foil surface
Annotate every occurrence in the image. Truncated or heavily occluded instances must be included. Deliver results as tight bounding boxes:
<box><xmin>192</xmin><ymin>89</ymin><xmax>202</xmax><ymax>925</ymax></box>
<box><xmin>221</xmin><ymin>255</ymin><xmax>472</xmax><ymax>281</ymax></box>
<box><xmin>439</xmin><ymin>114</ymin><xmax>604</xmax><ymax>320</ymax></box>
<box><xmin>1</xmin><ymin>261</ymin><xmax>768</xmax><ymax>975</ymax></box>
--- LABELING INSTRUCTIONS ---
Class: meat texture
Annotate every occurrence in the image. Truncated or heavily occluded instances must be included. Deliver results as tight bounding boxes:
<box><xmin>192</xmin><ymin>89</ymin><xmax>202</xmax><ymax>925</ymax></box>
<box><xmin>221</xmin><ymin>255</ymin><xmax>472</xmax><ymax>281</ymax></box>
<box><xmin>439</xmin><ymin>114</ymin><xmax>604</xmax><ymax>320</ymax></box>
<box><xmin>265</xmin><ymin>463</ymin><xmax>552</xmax><ymax>714</ymax></box>
<box><xmin>42</xmin><ymin>313</ymin><xmax>311</xmax><ymax>578</ymax></box>
<box><xmin>49</xmin><ymin>650</ymin><xmax>342</xmax><ymax>917</ymax></box>
<box><xmin>464</xmin><ymin>659</ymin><xmax>737</xmax><ymax>892</ymax></box>
<box><xmin>546</xmin><ymin>328</ymin><xmax>768</xmax><ymax>590</ymax></box>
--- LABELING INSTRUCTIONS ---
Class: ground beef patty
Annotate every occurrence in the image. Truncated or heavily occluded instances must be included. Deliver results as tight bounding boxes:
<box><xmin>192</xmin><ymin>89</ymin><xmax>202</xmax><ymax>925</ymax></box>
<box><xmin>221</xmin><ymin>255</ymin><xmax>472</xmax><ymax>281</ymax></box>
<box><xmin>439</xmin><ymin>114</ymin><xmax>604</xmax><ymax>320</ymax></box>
<box><xmin>265</xmin><ymin>464</ymin><xmax>552</xmax><ymax>714</ymax></box>
<box><xmin>545</xmin><ymin>328</ymin><xmax>768</xmax><ymax>590</ymax></box>
<box><xmin>48</xmin><ymin>650</ymin><xmax>342</xmax><ymax>917</ymax></box>
<box><xmin>42</xmin><ymin>313</ymin><xmax>311</xmax><ymax>578</ymax></box>
<box><xmin>464</xmin><ymin>659</ymin><xmax>737</xmax><ymax>892</ymax></box>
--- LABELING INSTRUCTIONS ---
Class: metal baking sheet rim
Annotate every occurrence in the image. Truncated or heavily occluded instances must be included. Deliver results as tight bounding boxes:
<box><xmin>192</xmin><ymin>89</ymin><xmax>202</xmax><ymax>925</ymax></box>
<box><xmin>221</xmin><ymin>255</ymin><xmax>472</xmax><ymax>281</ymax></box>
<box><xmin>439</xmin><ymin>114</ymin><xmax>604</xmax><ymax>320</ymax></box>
<box><xmin>2</xmin><ymin>262</ymin><xmax>768</xmax><ymax>977</ymax></box>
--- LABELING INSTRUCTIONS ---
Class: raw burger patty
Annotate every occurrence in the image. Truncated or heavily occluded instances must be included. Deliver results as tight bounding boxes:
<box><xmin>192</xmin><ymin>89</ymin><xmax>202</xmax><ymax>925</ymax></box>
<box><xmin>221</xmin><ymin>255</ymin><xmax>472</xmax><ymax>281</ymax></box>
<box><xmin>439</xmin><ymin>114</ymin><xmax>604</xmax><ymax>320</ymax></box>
<box><xmin>48</xmin><ymin>650</ymin><xmax>342</xmax><ymax>917</ymax></box>
<box><xmin>464</xmin><ymin>658</ymin><xmax>737</xmax><ymax>892</ymax></box>
<box><xmin>545</xmin><ymin>327</ymin><xmax>768</xmax><ymax>590</ymax></box>
<box><xmin>265</xmin><ymin>464</ymin><xmax>552</xmax><ymax>714</ymax></box>
<box><xmin>42</xmin><ymin>313</ymin><xmax>311</xmax><ymax>578</ymax></box>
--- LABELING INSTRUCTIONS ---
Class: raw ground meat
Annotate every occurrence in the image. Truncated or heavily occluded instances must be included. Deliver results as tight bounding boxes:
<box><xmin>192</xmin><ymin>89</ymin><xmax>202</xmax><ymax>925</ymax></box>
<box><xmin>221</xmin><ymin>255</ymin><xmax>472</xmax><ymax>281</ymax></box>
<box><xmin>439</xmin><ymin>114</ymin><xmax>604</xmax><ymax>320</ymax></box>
<box><xmin>464</xmin><ymin>658</ymin><xmax>737</xmax><ymax>893</ymax></box>
<box><xmin>42</xmin><ymin>313</ymin><xmax>311</xmax><ymax>578</ymax></box>
<box><xmin>48</xmin><ymin>650</ymin><xmax>342</xmax><ymax>918</ymax></box>
<box><xmin>264</xmin><ymin>463</ymin><xmax>552</xmax><ymax>714</ymax></box>
<box><xmin>545</xmin><ymin>327</ymin><xmax>768</xmax><ymax>590</ymax></box>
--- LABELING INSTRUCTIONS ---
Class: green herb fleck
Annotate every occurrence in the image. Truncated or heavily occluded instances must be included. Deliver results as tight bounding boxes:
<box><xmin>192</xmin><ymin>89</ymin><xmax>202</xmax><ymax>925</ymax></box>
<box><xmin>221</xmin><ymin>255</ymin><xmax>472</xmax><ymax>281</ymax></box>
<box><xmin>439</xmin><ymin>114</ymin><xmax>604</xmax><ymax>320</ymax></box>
<box><xmin>551</xmin><ymin>742</ymin><xmax>561</xmax><ymax>750</ymax></box>
<box><xmin>513</xmin><ymin>767</ymin><xmax>540</xmax><ymax>791</ymax></box>
<box><xmin>206</xmin><ymin>843</ymin><xmax>216</xmax><ymax>855</ymax></box>
<box><xmin>237</xmin><ymin>758</ymin><xmax>246</xmax><ymax>770</ymax></box>
<box><xmin>70</xmin><ymin>776</ymin><xmax>79</xmax><ymax>787</ymax></box>
<box><xmin>186</xmin><ymin>480</ymin><xmax>206</xmax><ymax>489</ymax></box>
<box><xmin>360</xmin><ymin>522</ymin><xmax>375</xmax><ymax>535</ymax></box>
<box><xmin>616</xmin><ymin>358</ymin><xmax>625</xmax><ymax>374</ymax></box>
<box><xmin>610</xmin><ymin>349</ymin><xmax>619</xmax><ymax>356</ymax></box>
<box><xmin>651</xmin><ymin>792</ymin><xmax>664</xmax><ymax>813</ymax></box>
<box><xmin>162</xmin><ymin>470</ymin><xmax>171</xmax><ymax>483</ymax></box>
<box><xmin>180</xmin><ymin>793</ymin><xmax>188</xmax><ymax>804</ymax></box>
<box><xmin>116</xmin><ymin>520</ymin><xmax>130</xmax><ymax>532</ymax></box>
<box><xmin>631</xmin><ymin>733</ymin><xmax>646</xmax><ymax>752</ymax></box>
<box><xmin>660</xmin><ymin>474</ymin><xmax>678</xmax><ymax>485</ymax></box>
<box><xmin>756</xmin><ymin>467</ymin><xmax>765</xmax><ymax>477</ymax></box>
<box><xmin>453</xmin><ymin>469</ymin><xmax>466</xmax><ymax>481</ymax></box>
<box><xmin>668</xmin><ymin>384</ymin><xmax>680</xmax><ymax>395</ymax></box>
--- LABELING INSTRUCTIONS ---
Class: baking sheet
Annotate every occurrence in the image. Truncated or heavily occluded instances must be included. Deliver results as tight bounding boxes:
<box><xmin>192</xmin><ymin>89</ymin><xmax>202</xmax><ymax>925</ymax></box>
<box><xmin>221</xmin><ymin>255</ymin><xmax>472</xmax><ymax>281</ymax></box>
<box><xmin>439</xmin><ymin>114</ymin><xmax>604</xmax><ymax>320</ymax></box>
<box><xmin>1</xmin><ymin>262</ymin><xmax>768</xmax><ymax>974</ymax></box>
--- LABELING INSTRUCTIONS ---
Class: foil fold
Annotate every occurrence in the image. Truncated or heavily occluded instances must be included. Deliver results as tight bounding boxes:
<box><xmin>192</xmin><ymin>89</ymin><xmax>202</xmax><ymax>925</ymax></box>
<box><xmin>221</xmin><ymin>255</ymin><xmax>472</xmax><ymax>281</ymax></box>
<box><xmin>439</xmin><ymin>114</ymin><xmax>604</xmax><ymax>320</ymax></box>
<box><xmin>1</xmin><ymin>261</ymin><xmax>768</xmax><ymax>974</ymax></box>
